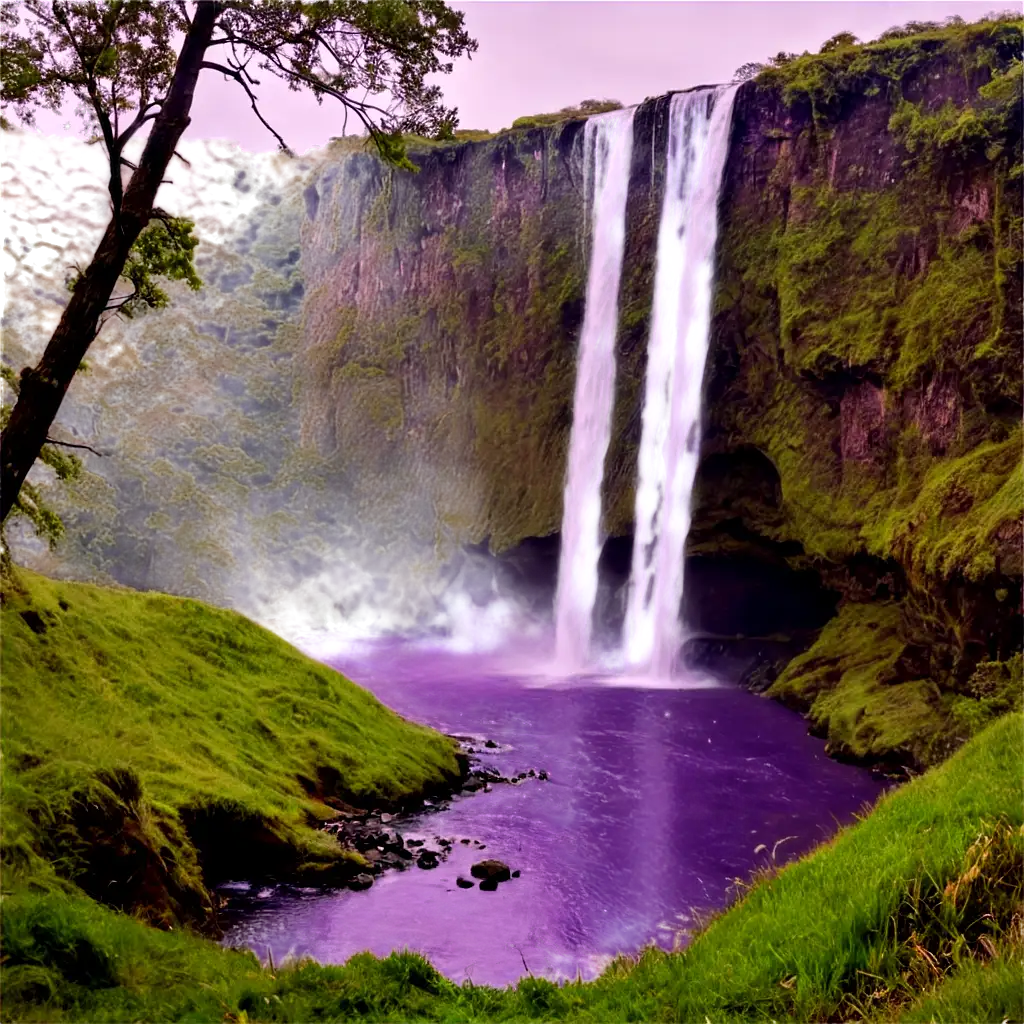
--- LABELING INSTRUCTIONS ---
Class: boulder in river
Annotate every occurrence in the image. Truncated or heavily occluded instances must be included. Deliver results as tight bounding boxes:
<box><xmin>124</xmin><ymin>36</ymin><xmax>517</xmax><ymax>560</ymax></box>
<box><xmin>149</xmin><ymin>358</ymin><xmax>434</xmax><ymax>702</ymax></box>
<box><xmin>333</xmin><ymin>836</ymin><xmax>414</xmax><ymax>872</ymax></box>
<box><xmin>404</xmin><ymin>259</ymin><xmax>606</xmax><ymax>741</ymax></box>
<box><xmin>456</xmin><ymin>876</ymin><xmax>474</xmax><ymax>889</ymax></box>
<box><xmin>470</xmin><ymin>859</ymin><xmax>511</xmax><ymax>883</ymax></box>
<box><xmin>349</xmin><ymin>873</ymin><xmax>374</xmax><ymax>891</ymax></box>
<box><xmin>416</xmin><ymin>850</ymin><xmax>440</xmax><ymax>870</ymax></box>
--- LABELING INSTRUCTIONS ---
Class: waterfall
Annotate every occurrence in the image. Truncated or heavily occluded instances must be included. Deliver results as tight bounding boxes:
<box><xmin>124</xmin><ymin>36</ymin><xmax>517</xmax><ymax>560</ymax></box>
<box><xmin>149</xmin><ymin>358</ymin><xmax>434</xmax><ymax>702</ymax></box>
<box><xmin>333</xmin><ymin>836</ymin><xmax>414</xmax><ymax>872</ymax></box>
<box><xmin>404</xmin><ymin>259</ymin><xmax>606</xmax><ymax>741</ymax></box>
<box><xmin>623</xmin><ymin>86</ymin><xmax>738</xmax><ymax>677</ymax></box>
<box><xmin>553</xmin><ymin>107</ymin><xmax>635</xmax><ymax>671</ymax></box>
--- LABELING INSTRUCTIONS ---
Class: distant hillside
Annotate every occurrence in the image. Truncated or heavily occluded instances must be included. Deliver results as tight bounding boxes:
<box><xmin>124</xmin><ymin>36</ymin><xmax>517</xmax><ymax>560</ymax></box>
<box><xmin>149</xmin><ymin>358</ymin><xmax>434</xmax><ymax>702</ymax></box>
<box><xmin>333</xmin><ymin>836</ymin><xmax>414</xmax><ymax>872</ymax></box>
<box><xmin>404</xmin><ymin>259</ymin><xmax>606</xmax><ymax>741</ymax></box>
<box><xmin>0</xmin><ymin>128</ymin><xmax>389</xmax><ymax>622</ymax></box>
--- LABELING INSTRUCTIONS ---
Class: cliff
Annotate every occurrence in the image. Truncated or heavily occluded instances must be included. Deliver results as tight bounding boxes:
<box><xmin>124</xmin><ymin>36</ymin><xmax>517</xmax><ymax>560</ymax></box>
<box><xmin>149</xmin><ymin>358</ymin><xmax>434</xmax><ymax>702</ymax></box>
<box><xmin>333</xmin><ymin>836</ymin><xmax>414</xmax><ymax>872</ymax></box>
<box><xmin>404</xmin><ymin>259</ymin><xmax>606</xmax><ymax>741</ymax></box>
<box><xmin>295</xmin><ymin>15</ymin><xmax>1023</xmax><ymax>767</ymax></box>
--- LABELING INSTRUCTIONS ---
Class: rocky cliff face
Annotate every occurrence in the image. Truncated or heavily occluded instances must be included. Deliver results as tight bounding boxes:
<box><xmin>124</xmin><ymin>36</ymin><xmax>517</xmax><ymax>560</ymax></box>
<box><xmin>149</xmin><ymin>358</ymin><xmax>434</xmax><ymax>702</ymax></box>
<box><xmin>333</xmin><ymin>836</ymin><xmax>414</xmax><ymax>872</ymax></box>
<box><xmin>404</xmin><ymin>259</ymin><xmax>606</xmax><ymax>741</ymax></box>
<box><xmin>294</xmin><ymin>17</ymin><xmax>1023</xmax><ymax>767</ymax></box>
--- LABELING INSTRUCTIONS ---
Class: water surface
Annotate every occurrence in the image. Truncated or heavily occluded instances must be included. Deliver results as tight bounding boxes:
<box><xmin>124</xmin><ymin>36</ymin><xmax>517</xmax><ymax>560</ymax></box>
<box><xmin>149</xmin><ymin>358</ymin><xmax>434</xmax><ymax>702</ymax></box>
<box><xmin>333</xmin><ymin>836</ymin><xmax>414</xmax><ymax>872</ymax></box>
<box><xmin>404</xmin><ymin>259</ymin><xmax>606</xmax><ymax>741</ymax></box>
<box><xmin>221</xmin><ymin>645</ymin><xmax>884</xmax><ymax>987</ymax></box>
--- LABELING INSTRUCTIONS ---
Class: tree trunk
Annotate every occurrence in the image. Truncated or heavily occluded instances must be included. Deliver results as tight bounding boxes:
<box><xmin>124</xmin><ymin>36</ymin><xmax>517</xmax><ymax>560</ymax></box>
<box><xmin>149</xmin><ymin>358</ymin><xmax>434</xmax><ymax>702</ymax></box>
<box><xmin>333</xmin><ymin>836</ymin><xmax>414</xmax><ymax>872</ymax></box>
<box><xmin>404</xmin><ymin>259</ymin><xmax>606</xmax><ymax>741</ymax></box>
<box><xmin>0</xmin><ymin>1</ymin><xmax>222</xmax><ymax>524</ymax></box>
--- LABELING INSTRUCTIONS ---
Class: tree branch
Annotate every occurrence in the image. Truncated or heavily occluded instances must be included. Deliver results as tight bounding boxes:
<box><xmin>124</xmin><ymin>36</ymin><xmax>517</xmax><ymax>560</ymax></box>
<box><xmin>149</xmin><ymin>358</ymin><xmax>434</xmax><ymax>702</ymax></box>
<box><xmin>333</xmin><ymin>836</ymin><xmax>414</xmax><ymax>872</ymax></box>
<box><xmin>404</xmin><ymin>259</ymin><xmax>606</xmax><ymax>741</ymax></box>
<box><xmin>116</xmin><ymin>103</ymin><xmax>161</xmax><ymax>151</ymax></box>
<box><xmin>44</xmin><ymin>437</ymin><xmax>106</xmax><ymax>457</ymax></box>
<box><xmin>200</xmin><ymin>60</ymin><xmax>294</xmax><ymax>154</ymax></box>
<box><xmin>103</xmin><ymin>280</ymin><xmax>139</xmax><ymax>312</ymax></box>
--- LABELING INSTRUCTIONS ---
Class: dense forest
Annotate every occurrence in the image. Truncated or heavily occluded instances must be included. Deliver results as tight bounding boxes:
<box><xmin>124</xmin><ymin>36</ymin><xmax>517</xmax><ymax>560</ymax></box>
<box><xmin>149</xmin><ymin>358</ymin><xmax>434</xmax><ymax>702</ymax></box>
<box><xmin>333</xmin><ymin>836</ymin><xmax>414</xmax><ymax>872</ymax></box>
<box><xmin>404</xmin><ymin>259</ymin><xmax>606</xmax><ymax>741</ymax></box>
<box><xmin>1</xmin><ymin>136</ymin><xmax>399</xmax><ymax>626</ymax></box>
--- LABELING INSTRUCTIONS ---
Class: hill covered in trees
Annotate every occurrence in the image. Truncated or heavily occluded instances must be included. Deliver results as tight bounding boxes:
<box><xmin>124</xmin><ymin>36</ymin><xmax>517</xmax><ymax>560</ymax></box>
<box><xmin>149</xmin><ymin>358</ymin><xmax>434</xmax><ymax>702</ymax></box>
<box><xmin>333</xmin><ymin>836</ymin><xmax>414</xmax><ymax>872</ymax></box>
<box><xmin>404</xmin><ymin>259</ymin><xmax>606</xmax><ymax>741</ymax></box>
<box><xmin>3</xmin><ymin>132</ymin><xmax>403</xmax><ymax>626</ymax></box>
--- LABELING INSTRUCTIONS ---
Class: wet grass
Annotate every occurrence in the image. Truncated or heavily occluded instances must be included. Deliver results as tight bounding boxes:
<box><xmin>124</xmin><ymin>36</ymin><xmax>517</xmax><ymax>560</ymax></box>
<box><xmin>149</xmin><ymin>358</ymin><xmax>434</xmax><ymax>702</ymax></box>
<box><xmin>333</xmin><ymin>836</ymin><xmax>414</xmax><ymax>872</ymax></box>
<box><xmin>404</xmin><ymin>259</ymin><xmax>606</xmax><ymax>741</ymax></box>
<box><xmin>0</xmin><ymin>567</ymin><xmax>462</xmax><ymax>931</ymax></box>
<box><xmin>2</xmin><ymin>666</ymin><xmax>1019</xmax><ymax>1021</ymax></box>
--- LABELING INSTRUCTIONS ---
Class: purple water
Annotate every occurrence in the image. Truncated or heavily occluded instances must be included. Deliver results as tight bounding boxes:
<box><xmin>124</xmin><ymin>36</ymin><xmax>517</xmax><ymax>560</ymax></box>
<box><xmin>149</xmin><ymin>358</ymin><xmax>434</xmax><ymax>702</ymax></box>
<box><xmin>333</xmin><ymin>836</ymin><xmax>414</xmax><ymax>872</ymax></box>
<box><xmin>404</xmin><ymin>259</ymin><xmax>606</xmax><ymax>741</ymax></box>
<box><xmin>220</xmin><ymin>645</ymin><xmax>884</xmax><ymax>986</ymax></box>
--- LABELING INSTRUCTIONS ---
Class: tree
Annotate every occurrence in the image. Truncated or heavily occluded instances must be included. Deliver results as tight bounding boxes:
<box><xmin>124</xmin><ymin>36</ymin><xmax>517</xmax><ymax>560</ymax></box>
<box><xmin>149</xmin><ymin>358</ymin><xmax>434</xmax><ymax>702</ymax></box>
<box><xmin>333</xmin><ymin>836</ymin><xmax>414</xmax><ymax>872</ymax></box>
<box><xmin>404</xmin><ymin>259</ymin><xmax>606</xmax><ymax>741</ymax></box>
<box><xmin>0</xmin><ymin>0</ymin><xmax>476</xmax><ymax>524</ymax></box>
<box><xmin>732</xmin><ymin>61</ymin><xmax>765</xmax><ymax>83</ymax></box>
<box><xmin>819</xmin><ymin>31</ymin><xmax>858</xmax><ymax>53</ymax></box>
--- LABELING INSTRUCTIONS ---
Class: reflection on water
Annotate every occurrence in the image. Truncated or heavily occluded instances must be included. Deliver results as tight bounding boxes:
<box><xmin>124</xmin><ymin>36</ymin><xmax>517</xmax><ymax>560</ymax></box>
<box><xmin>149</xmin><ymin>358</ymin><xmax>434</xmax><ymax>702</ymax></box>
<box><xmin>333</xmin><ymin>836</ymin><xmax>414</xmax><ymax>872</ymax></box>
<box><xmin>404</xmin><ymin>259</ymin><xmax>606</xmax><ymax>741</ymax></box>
<box><xmin>220</xmin><ymin>643</ymin><xmax>885</xmax><ymax>987</ymax></box>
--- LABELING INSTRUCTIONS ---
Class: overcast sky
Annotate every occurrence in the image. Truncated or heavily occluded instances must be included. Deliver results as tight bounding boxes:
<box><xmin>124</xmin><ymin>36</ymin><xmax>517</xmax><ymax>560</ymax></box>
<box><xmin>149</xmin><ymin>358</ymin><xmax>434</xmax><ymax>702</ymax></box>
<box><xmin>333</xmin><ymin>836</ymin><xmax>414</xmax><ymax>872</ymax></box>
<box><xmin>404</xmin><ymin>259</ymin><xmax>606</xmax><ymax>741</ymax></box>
<box><xmin>23</xmin><ymin>1</ymin><xmax>1011</xmax><ymax>156</ymax></box>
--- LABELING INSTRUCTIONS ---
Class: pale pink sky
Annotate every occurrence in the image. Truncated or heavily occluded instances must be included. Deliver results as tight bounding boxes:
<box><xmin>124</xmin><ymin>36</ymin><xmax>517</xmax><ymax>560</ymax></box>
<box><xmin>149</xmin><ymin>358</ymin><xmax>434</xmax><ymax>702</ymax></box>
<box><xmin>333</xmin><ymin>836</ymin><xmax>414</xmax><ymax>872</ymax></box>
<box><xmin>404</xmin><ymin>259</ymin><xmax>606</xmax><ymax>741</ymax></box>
<box><xmin>26</xmin><ymin>1</ymin><xmax>1008</xmax><ymax>155</ymax></box>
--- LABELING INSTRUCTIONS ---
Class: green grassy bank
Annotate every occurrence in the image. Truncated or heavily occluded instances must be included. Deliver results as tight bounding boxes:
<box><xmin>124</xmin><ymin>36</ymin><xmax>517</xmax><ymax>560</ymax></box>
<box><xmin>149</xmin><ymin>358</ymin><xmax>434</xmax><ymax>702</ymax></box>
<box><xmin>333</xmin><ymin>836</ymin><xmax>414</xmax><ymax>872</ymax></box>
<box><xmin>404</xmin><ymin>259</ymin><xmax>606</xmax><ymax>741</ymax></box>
<box><xmin>2</xmin><ymin>569</ymin><xmax>1020</xmax><ymax>1023</ymax></box>
<box><xmin>0</xmin><ymin>569</ymin><xmax>463</xmax><ymax>935</ymax></box>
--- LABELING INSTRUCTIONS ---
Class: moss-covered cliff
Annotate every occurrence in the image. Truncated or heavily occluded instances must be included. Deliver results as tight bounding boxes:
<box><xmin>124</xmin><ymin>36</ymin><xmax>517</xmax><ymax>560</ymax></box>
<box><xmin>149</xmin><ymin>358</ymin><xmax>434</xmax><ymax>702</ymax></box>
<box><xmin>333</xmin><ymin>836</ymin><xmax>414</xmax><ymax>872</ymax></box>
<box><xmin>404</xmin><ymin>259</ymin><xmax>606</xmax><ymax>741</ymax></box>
<box><xmin>297</xmin><ymin>15</ymin><xmax>1022</xmax><ymax>767</ymax></box>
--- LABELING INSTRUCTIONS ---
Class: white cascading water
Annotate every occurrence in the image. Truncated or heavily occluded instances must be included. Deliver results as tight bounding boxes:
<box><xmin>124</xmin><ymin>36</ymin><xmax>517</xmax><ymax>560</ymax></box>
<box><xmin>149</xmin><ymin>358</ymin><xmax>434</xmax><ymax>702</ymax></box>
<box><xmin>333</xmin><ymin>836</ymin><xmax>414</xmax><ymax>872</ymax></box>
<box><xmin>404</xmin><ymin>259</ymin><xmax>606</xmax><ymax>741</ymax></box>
<box><xmin>623</xmin><ymin>86</ymin><xmax>738</xmax><ymax>677</ymax></box>
<box><xmin>553</xmin><ymin>107</ymin><xmax>635</xmax><ymax>672</ymax></box>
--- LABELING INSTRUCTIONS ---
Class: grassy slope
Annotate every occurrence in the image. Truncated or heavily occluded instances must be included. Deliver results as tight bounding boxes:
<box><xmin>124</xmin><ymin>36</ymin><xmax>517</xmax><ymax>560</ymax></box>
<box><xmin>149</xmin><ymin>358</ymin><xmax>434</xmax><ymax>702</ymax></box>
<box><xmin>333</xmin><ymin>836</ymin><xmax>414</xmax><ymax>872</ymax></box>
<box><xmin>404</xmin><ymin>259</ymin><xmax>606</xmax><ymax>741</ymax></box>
<box><xmin>3</xmin><ymin>707</ymin><xmax>1019</xmax><ymax>1022</ymax></box>
<box><xmin>1</xmin><ymin>569</ymin><xmax>461</xmax><ymax>929</ymax></box>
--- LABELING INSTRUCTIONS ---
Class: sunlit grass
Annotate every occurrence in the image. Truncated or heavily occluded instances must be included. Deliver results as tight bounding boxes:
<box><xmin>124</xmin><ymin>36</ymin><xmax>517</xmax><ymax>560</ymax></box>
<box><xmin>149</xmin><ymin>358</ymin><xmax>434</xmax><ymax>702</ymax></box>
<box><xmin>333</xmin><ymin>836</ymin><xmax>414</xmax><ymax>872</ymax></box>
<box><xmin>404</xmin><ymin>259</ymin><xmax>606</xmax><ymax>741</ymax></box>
<box><xmin>1</xmin><ymin>567</ymin><xmax>462</xmax><ymax>929</ymax></box>
<box><xmin>3</xmin><ymin>624</ymin><xmax>1019</xmax><ymax>1023</ymax></box>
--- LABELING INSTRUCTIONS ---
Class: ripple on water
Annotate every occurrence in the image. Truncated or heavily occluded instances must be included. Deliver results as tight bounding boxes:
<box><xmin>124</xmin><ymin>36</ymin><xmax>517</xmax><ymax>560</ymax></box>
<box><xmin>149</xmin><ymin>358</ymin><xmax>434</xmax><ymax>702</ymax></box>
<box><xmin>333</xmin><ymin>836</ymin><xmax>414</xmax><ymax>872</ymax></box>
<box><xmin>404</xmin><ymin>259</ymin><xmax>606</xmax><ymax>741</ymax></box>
<box><xmin>220</xmin><ymin>647</ymin><xmax>886</xmax><ymax>988</ymax></box>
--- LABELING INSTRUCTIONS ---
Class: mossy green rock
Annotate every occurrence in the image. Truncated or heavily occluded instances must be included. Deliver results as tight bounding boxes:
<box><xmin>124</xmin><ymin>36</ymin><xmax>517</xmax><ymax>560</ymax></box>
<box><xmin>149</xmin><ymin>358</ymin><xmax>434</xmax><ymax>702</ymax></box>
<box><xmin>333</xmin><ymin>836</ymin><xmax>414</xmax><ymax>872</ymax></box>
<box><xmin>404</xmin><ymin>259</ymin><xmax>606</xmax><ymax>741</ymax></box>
<box><xmin>295</xmin><ymin>17</ymin><xmax>1022</xmax><ymax>766</ymax></box>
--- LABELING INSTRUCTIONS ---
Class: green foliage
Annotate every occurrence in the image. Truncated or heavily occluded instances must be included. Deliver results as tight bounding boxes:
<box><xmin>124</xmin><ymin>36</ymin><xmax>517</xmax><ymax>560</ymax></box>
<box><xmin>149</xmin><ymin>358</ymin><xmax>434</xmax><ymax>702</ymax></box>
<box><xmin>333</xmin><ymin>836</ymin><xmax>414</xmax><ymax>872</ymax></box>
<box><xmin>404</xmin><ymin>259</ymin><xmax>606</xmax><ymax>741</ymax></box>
<box><xmin>733</xmin><ymin>60</ymin><xmax>766</xmax><ymax>82</ymax></box>
<box><xmin>510</xmin><ymin>99</ymin><xmax>622</xmax><ymax>130</ymax></box>
<box><xmin>106</xmin><ymin>216</ymin><xmax>202</xmax><ymax>318</ymax></box>
<box><xmin>888</xmin><ymin>99</ymin><xmax>1006</xmax><ymax>170</ymax></box>
<box><xmin>869</xmin><ymin>431</ymin><xmax>1024</xmax><ymax>582</ymax></box>
<box><xmin>756</xmin><ymin>14</ymin><xmax>1023</xmax><ymax>122</ymax></box>
<box><xmin>820</xmin><ymin>31</ymin><xmax>859</xmax><ymax>54</ymax></box>
<box><xmin>0</xmin><ymin>570</ymin><xmax>462</xmax><ymax>927</ymax></box>
<box><xmin>2</xmin><ymin>711</ymin><xmax>1020</xmax><ymax>1021</ymax></box>
<box><xmin>1</xmin><ymin>1</ymin><xmax>476</xmax><ymax>164</ymax></box>
<box><xmin>0</xmin><ymin>366</ymin><xmax>82</xmax><ymax>549</ymax></box>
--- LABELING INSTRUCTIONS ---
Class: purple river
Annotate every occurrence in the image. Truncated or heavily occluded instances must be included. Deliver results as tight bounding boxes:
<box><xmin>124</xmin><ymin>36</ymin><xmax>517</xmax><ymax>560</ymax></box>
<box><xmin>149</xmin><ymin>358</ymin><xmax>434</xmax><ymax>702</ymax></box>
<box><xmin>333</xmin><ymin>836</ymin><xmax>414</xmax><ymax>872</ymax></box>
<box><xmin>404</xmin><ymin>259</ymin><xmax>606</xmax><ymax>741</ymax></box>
<box><xmin>219</xmin><ymin>643</ymin><xmax>885</xmax><ymax>987</ymax></box>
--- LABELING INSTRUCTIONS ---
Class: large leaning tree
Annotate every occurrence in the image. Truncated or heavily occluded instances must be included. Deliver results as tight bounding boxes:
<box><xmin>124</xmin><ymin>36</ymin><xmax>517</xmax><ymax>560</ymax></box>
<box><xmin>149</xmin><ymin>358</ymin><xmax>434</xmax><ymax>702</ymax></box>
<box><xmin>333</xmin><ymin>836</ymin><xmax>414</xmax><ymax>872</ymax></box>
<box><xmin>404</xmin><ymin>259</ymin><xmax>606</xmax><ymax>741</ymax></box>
<box><xmin>0</xmin><ymin>0</ymin><xmax>475</xmax><ymax>524</ymax></box>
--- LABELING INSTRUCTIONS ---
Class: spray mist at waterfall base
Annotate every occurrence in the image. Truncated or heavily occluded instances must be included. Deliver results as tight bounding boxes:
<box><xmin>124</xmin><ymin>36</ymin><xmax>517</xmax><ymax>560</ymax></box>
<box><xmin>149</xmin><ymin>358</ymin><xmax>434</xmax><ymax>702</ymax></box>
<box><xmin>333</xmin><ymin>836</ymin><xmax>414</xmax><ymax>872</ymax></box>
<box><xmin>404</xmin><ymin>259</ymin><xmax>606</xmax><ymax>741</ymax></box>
<box><xmin>251</xmin><ymin>554</ymin><xmax>716</xmax><ymax>689</ymax></box>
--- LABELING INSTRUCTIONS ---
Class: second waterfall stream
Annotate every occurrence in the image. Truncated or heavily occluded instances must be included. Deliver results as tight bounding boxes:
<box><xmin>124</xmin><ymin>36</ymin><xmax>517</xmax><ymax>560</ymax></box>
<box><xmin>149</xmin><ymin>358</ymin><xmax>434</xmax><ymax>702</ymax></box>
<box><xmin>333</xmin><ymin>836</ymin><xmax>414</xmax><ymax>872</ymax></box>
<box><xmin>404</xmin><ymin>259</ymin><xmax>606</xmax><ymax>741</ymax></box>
<box><xmin>554</xmin><ymin>85</ymin><xmax>738</xmax><ymax>678</ymax></box>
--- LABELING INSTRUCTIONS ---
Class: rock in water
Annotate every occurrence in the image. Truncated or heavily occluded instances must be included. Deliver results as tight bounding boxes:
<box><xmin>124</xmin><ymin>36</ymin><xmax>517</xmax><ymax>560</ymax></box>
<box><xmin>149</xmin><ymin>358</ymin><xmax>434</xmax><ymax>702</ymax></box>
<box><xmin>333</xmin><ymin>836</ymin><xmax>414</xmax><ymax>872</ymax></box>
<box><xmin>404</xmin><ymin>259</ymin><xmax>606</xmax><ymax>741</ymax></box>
<box><xmin>416</xmin><ymin>850</ymin><xmax>439</xmax><ymax>870</ymax></box>
<box><xmin>470</xmin><ymin>859</ymin><xmax>511</xmax><ymax>883</ymax></box>
<box><xmin>456</xmin><ymin>876</ymin><xmax>474</xmax><ymax>889</ymax></box>
<box><xmin>349</xmin><ymin>873</ymin><xmax>374</xmax><ymax>891</ymax></box>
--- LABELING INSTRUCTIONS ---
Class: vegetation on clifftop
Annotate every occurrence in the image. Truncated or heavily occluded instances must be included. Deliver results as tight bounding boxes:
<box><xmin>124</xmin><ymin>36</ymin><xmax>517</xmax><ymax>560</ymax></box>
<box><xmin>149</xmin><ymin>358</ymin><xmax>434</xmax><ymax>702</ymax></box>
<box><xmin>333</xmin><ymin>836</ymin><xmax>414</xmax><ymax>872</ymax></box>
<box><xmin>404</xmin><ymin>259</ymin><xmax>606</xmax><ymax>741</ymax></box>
<box><xmin>756</xmin><ymin>12</ymin><xmax>1022</xmax><ymax>122</ymax></box>
<box><xmin>510</xmin><ymin>99</ymin><xmax>623</xmax><ymax>131</ymax></box>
